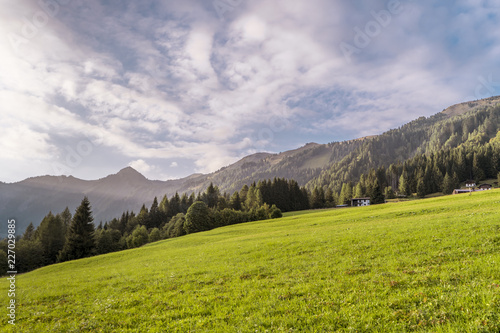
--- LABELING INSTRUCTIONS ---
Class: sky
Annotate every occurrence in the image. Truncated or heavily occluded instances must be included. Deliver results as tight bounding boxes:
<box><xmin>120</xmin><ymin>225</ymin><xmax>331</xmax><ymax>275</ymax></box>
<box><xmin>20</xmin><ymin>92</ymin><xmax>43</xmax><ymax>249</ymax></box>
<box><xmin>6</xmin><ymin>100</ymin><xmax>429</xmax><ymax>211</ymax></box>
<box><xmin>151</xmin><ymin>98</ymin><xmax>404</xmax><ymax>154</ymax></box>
<box><xmin>1</xmin><ymin>0</ymin><xmax>500</xmax><ymax>183</ymax></box>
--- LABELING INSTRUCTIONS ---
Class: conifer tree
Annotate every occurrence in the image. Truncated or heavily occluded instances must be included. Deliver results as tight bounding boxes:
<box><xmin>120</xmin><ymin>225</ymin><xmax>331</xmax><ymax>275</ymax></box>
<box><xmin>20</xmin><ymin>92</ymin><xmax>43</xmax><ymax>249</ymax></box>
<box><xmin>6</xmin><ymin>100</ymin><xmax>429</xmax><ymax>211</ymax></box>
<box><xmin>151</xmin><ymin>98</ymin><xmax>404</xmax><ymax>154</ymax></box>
<box><xmin>159</xmin><ymin>195</ymin><xmax>169</xmax><ymax>216</ymax></box>
<box><xmin>339</xmin><ymin>183</ymin><xmax>353</xmax><ymax>205</ymax></box>
<box><xmin>370</xmin><ymin>179</ymin><xmax>385</xmax><ymax>204</ymax></box>
<box><xmin>239</xmin><ymin>185</ymin><xmax>249</xmax><ymax>204</ymax></box>
<box><xmin>416</xmin><ymin>177</ymin><xmax>426</xmax><ymax>198</ymax></box>
<box><xmin>442</xmin><ymin>172</ymin><xmax>454</xmax><ymax>195</ymax></box>
<box><xmin>229</xmin><ymin>192</ymin><xmax>242</xmax><ymax>210</ymax></box>
<box><xmin>255</xmin><ymin>189</ymin><xmax>264</xmax><ymax>207</ymax></box>
<box><xmin>473</xmin><ymin>153</ymin><xmax>485</xmax><ymax>182</ymax></box>
<box><xmin>169</xmin><ymin>193</ymin><xmax>181</xmax><ymax>216</ymax></box>
<box><xmin>148</xmin><ymin>197</ymin><xmax>162</xmax><ymax>229</ymax></box>
<box><xmin>60</xmin><ymin>207</ymin><xmax>72</xmax><ymax>229</ymax></box>
<box><xmin>58</xmin><ymin>197</ymin><xmax>96</xmax><ymax>262</ymax></box>
<box><xmin>37</xmin><ymin>212</ymin><xmax>65</xmax><ymax>265</ymax></box>
<box><xmin>311</xmin><ymin>187</ymin><xmax>322</xmax><ymax>209</ymax></box>
<box><xmin>136</xmin><ymin>204</ymin><xmax>150</xmax><ymax>228</ymax></box>
<box><xmin>354</xmin><ymin>182</ymin><xmax>364</xmax><ymax>198</ymax></box>
<box><xmin>452</xmin><ymin>172</ymin><xmax>460</xmax><ymax>190</ymax></box>
<box><xmin>398</xmin><ymin>171</ymin><xmax>409</xmax><ymax>196</ymax></box>
<box><xmin>318</xmin><ymin>187</ymin><xmax>325</xmax><ymax>207</ymax></box>
<box><xmin>245</xmin><ymin>186</ymin><xmax>259</xmax><ymax>210</ymax></box>
<box><xmin>180</xmin><ymin>193</ymin><xmax>190</xmax><ymax>212</ymax></box>
<box><xmin>23</xmin><ymin>222</ymin><xmax>35</xmax><ymax>241</ymax></box>
<box><xmin>188</xmin><ymin>193</ymin><xmax>195</xmax><ymax>207</ymax></box>
<box><xmin>325</xmin><ymin>188</ymin><xmax>335</xmax><ymax>207</ymax></box>
<box><xmin>206</xmin><ymin>183</ymin><xmax>219</xmax><ymax>208</ymax></box>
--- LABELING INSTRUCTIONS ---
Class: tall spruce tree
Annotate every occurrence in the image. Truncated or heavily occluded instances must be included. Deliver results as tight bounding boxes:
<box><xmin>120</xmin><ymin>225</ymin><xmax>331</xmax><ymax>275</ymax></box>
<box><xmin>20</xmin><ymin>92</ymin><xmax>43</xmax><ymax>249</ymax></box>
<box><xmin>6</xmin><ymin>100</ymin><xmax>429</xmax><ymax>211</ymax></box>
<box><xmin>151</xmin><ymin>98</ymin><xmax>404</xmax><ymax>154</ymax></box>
<box><xmin>325</xmin><ymin>188</ymin><xmax>335</xmax><ymax>208</ymax></box>
<box><xmin>416</xmin><ymin>177</ymin><xmax>426</xmax><ymax>198</ymax></box>
<box><xmin>37</xmin><ymin>212</ymin><xmax>66</xmax><ymax>264</ymax></box>
<box><xmin>473</xmin><ymin>152</ymin><xmax>485</xmax><ymax>182</ymax></box>
<box><xmin>206</xmin><ymin>183</ymin><xmax>219</xmax><ymax>208</ymax></box>
<box><xmin>148</xmin><ymin>197</ymin><xmax>162</xmax><ymax>229</ymax></box>
<box><xmin>60</xmin><ymin>207</ymin><xmax>72</xmax><ymax>231</ymax></box>
<box><xmin>311</xmin><ymin>187</ymin><xmax>323</xmax><ymax>209</ymax></box>
<box><xmin>23</xmin><ymin>222</ymin><xmax>35</xmax><ymax>241</ymax></box>
<box><xmin>354</xmin><ymin>182</ymin><xmax>364</xmax><ymax>198</ymax></box>
<box><xmin>370</xmin><ymin>179</ymin><xmax>385</xmax><ymax>204</ymax></box>
<box><xmin>58</xmin><ymin>197</ymin><xmax>96</xmax><ymax>262</ymax></box>
<box><xmin>339</xmin><ymin>183</ymin><xmax>353</xmax><ymax>205</ymax></box>
<box><xmin>398</xmin><ymin>171</ymin><xmax>409</xmax><ymax>196</ymax></box>
<box><xmin>229</xmin><ymin>192</ymin><xmax>242</xmax><ymax>210</ymax></box>
<box><xmin>442</xmin><ymin>172</ymin><xmax>454</xmax><ymax>195</ymax></box>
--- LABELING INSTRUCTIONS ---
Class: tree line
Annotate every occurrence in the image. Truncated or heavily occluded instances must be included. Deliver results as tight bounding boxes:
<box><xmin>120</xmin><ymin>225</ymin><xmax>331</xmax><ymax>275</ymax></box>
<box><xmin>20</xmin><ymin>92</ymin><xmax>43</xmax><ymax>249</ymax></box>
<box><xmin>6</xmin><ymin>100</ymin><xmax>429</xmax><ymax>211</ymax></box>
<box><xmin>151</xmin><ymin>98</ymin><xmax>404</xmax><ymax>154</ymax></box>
<box><xmin>308</xmin><ymin>129</ymin><xmax>500</xmax><ymax>205</ymax></box>
<box><xmin>1</xmin><ymin>178</ymin><xmax>316</xmax><ymax>274</ymax></box>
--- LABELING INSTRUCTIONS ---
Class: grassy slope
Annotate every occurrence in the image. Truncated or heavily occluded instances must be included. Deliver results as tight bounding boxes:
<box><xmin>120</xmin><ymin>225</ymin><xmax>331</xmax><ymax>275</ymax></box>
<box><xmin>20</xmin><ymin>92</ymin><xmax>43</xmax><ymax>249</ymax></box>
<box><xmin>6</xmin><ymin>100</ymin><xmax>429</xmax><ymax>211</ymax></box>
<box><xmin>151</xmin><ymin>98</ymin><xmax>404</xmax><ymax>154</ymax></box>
<box><xmin>2</xmin><ymin>190</ymin><xmax>500</xmax><ymax>332</ymax></box>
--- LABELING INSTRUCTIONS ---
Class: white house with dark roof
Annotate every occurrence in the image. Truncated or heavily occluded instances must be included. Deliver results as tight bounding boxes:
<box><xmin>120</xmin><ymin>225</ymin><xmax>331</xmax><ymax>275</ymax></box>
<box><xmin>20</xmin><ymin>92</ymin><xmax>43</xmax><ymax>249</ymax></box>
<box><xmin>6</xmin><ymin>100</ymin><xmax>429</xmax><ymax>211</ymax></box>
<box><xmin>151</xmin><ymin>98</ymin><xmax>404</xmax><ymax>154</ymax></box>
<box><xmin>351</xmin><ymin>197</ymin><xmax>371</xmax><ymax>207</ymax></box>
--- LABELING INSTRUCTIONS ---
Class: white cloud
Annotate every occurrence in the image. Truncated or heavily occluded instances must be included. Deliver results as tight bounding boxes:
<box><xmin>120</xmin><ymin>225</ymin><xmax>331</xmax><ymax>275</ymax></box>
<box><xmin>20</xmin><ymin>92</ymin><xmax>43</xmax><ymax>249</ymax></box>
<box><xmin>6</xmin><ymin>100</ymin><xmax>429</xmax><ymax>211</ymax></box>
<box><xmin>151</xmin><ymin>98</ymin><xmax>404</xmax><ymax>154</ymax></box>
<box><xmin>128</xmin><ymin>159</ymin><xmax>152</xmax><ymax>174</ymax></box>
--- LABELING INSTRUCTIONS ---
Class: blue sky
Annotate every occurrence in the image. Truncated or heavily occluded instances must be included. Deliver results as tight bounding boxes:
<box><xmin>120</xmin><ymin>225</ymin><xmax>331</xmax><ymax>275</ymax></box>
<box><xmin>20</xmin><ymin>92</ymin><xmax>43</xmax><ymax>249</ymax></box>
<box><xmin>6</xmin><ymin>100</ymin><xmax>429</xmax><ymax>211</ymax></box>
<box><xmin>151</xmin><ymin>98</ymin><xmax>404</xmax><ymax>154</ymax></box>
<box><xmin>1</xmin><ymin>0</ymin><xmax>500</xmax><ymax>182</ymax></box>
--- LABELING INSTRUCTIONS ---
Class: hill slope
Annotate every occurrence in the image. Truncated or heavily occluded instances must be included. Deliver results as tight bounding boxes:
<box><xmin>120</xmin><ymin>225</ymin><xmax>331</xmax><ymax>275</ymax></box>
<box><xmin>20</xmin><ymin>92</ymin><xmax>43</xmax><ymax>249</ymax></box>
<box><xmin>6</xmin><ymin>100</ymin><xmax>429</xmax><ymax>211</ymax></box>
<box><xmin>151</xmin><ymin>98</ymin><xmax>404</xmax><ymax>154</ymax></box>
<box><xmin>2</xmin><ymin>190</ymin><xmax>500</xmax><ymax>332</ymax></box>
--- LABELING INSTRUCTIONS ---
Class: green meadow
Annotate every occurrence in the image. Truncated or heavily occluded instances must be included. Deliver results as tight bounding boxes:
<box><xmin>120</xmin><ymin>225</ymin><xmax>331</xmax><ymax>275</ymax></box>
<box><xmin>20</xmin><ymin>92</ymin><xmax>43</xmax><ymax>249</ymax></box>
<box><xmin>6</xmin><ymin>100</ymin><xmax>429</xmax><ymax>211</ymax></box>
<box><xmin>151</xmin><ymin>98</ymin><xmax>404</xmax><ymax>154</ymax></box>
<box><xmin>2</xmin><ymin>190</ymin><xmax>500</xmax><ymax>332</ymax></box>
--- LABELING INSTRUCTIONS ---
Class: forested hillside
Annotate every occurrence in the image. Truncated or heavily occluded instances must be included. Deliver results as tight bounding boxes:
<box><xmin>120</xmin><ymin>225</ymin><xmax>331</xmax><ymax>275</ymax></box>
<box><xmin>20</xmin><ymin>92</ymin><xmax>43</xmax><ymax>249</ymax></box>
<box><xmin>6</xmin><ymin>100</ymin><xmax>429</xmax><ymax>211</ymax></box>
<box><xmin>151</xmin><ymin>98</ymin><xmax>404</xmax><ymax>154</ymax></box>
<box><xmin>307</xmin><ymin>96</ymin><xmax>500</xmax><ymax>194</ymax></box>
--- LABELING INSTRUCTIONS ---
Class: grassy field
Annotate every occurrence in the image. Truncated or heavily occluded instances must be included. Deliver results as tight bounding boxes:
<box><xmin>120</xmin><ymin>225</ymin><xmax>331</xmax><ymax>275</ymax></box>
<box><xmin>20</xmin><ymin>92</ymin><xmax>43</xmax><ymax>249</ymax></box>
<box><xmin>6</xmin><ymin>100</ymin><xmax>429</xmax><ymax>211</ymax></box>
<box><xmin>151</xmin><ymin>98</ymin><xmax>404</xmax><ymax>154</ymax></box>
<box><xmin>2</xmin><ymin>190</ymin><xmax>500</xmax><ymax>332</ymax></box>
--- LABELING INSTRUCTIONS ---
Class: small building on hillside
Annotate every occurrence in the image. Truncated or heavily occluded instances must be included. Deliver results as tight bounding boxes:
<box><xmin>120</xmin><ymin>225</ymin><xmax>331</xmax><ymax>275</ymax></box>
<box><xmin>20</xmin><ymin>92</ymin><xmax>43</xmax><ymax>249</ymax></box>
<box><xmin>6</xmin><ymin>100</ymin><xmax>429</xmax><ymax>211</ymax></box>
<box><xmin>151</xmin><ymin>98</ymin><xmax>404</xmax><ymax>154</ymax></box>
<box><xmin>351</xmin><ymin>197</ymin><xmax>371</xmax><ymax>207</ymax></box>
<box><xmin>477</xmin><ymin>183</ymin><xmax>492</xmax><ymax>190</ymax></box>
<box><xmin>453</xmin><ymin>189</ymin><xmax>471</xmax><ymax>195</ymax></box>
<box><xmin>465</xmin><ymin>180</ymin><xmax>476</xmax><ymax>188</ymax></box>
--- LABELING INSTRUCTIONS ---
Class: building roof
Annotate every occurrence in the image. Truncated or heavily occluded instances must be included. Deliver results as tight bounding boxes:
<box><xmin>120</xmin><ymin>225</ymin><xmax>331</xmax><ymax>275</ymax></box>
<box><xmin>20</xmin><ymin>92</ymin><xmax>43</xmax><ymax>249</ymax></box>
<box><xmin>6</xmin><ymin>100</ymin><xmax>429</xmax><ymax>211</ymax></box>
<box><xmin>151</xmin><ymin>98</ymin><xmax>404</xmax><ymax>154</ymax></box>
<box><xmin>453</xmin><ymin>189</ymin><xmax>471</xmax><ymax>193</ymax></box>
<box><xmin>352</xmin><ymin>197</ymin><xmax>370</xmax><ymax>200</ymax></box>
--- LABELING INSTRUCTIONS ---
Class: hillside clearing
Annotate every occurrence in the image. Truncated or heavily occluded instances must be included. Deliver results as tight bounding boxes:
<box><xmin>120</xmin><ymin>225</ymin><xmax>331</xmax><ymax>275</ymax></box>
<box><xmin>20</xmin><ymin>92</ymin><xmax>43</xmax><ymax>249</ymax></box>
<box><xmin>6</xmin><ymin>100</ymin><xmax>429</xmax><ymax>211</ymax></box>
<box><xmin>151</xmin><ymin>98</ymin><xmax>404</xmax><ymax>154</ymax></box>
<box><xmin>2</xmin><ymin>190</ymin><xmax>500</xmax><ymax>332</ymax></box>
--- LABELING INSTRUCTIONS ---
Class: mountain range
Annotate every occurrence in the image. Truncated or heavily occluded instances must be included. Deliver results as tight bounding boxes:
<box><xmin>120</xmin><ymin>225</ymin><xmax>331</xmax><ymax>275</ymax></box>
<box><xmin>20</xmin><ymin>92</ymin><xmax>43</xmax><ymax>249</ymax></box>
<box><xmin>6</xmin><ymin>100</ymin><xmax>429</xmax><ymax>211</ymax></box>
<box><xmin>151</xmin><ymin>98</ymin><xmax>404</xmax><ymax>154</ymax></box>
<box><xmin>2</xmin><ymin>95</ymin><xmax>500</xmax><ymax>235</ymax></box>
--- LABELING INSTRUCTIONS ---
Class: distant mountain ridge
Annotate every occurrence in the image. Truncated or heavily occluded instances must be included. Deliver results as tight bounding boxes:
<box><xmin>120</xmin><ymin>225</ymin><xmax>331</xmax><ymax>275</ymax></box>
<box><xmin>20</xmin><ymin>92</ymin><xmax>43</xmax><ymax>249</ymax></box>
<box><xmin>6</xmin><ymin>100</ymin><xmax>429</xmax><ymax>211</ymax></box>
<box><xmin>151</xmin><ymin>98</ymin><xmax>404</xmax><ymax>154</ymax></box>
<box><xmin>0</xmin><ymin>167</ymin><xmax>189</xmax><ymax>236</ymax></box>
<box><xmin>2</xmin><ymin>95</ymin><xmax>500</xmax><ymax>235</ymax></box>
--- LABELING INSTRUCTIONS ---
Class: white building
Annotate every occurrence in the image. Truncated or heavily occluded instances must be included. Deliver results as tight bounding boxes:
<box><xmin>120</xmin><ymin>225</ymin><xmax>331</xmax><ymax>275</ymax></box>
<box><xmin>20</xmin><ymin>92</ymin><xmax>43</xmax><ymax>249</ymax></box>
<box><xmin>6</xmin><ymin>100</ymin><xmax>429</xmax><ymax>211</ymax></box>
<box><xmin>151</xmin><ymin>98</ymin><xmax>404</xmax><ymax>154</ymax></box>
<box><xmin>351</xmin><ymin>197</ymin><xmax>371</xmax><ymax>207</ymax></box>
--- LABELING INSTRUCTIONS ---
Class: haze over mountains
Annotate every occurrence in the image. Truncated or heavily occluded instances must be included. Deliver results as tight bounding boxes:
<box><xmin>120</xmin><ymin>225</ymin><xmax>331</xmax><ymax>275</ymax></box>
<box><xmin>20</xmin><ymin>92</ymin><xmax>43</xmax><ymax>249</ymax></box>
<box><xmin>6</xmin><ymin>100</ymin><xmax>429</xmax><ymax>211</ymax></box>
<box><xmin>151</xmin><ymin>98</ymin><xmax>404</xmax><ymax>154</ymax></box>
<box><xmin>2</xmin><ymin>95</ymin><xmax>500</xmax><ymax>235</ymax></box>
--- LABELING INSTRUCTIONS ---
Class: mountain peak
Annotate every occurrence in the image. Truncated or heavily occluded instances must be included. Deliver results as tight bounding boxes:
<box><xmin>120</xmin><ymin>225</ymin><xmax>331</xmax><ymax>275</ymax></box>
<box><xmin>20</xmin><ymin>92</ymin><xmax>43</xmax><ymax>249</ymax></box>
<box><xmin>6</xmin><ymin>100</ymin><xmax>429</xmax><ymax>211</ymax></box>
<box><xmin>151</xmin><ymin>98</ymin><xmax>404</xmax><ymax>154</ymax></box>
<box><xmin>116</xmin><ymin>167</ymin><xmax>147</xmax><ymax>180</ymax></box>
